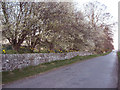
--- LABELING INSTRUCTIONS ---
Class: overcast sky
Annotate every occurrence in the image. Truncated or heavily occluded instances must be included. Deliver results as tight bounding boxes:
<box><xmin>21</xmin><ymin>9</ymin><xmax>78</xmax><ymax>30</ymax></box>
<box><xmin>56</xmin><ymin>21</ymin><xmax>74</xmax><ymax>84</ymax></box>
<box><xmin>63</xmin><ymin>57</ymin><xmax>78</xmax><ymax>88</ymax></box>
<box><xmin>74</xmin><ymin>0</ymin><xmax>119</xmax><ymax>50</ymax></box>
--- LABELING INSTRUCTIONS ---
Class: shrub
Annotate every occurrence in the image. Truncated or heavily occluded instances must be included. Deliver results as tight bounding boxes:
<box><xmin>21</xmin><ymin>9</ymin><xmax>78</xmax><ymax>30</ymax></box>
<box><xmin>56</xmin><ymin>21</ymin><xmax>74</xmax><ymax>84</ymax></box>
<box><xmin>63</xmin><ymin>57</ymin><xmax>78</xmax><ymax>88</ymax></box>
<box><xmin>6</xmin><ymin>50</ymin><xmax>18</xmax><ymax>54</ymax></box>
<box><xmin>18</xmin><ymin>47</ymin><xmax>32</xmax><ymax>54</ymax></box>
<box><xmin>2</xmin><ymin>44</ymin><xmax>12</xmax><ymax>50</ymax></box>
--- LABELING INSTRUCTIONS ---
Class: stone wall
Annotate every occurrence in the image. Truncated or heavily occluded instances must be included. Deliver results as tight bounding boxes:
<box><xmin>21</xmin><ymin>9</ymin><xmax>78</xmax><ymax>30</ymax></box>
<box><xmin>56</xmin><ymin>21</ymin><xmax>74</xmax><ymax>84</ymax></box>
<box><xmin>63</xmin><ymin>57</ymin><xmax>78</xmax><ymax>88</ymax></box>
<box><xmin>2</xmin><ymin>51</ymin><xmax>92</xmax><ymax>71</ymax></box>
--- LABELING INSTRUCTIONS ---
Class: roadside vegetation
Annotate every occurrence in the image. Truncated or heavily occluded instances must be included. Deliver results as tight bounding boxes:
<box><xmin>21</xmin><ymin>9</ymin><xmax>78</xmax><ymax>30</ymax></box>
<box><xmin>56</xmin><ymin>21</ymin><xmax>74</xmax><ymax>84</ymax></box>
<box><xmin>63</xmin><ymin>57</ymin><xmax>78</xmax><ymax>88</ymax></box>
<box><xmin>117</xmin><ymin>51</ymin><xmax>120</xmax><ymax>90</ymax></box>
<box><xmin>2</xmin><ymin>44</ymin><xmax>84</xmax><ymax>54</ymax></box>
<box><xmin>2</xmin><ymin>52</ymin><xmax>110</xmax><ymax>84</ymax></box>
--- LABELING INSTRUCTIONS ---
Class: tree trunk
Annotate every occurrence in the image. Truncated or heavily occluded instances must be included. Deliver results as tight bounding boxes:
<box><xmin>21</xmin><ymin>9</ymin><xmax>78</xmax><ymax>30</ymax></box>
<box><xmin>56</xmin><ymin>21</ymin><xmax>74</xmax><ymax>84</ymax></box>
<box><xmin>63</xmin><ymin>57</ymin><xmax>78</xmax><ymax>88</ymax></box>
<box><xmin>49</xmin><ymin>43</ymin><xmax>54</xmax><ymax>50</ymax></box>
<box><xmin>12</xmin><ymin>44</ymin><xmax>20</xmax><ymax>52</ymax></box>
<box><xmin>39</xmin><ymin>47</ymin><xmax>40</xmax><ymax>53</ymax></box>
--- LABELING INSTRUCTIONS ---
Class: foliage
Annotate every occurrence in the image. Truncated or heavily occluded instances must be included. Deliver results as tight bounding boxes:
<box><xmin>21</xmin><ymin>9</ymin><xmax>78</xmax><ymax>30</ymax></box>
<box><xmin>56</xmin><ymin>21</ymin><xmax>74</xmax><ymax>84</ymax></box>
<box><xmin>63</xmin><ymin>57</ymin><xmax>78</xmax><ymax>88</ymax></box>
<box><xmin>118</xmin><ymin>52</ymin><xmax>120</xmax><ymax>59</ymax></box>
<box><xmin>117</xmin><ymin>51</ymin><xmax>120</xmax><ymax>90</ymax></box>
<box><xmin>0</xmin><ymin>1</ymin><xmax>115</xmax><ymax>54</ymax></box>
<box><xmin>5</xmin><ymin>50</ymin><xmax>18</xmax><ymax>54</ymax></box>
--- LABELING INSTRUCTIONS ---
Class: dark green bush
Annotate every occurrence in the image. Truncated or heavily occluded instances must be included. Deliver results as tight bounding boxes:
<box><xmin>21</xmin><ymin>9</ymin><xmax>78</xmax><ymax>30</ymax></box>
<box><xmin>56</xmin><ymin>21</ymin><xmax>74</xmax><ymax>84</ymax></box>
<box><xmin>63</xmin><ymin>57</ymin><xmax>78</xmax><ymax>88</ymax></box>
<box><xmin>2</xmin><ymin>44</ymin><xmax>12</xmax><ymax>50</ymax></box>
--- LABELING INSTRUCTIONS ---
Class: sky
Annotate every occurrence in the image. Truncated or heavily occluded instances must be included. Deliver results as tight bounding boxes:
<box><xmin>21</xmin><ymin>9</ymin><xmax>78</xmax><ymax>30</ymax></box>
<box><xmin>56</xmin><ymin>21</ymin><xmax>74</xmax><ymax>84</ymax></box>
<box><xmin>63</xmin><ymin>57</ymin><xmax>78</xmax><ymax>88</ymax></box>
<box><xmin>74</xmin><ymin>0</ymin><xmax>119</xmax><ymax>50</ymax></box>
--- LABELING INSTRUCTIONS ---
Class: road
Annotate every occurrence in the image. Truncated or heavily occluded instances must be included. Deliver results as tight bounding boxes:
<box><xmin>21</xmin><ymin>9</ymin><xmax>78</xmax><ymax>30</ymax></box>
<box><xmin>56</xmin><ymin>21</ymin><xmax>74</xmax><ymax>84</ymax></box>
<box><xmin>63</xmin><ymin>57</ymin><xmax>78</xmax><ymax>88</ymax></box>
<box><xmin>3</xmin><ymin>52</ymin><xmax>118</xmax><ymax>88</ymax></box>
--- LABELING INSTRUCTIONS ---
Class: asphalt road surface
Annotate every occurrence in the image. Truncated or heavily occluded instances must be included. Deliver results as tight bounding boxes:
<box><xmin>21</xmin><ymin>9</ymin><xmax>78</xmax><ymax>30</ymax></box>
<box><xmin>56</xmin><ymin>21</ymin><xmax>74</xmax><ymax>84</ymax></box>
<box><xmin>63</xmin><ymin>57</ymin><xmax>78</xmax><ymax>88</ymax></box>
<box><xmin>3</xmin><ymin>51</ymin><xmax>118</xmax><ymax>88</ymax></box>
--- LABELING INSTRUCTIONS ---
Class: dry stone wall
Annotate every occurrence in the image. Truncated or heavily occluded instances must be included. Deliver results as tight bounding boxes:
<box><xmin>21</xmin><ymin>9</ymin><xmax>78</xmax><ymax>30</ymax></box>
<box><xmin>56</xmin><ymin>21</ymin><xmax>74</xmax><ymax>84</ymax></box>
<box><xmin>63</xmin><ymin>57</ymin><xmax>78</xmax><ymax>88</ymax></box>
<box><xmin>2</xmin><ymin>51</ymin><xmax>92</xmax><ymax>71</ymax></box>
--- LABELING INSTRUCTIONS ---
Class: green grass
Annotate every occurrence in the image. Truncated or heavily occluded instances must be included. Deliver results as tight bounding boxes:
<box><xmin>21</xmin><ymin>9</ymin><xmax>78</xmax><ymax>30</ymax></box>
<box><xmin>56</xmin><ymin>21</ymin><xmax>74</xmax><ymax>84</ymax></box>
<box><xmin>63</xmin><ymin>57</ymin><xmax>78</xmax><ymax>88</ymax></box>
<box><xmin>117</xmin><ymin>51</ymin><xmax>120</xmax><ymax>90</ymax></box>
<box><xmin>2</xmin><ymin>51</ymin><xmax>110</xmax><ymax>84</ymax></box>
<box><xmin>118</xmin><ymin>52</ymin><xmax>120</xmax><ymax>60</ymax></box>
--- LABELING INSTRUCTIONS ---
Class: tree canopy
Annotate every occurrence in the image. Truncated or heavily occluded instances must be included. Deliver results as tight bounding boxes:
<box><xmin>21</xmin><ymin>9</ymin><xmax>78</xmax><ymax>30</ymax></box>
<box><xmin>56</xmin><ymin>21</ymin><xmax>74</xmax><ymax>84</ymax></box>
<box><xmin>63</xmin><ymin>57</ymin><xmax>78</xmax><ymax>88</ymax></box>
<box><xmin>0</xmin><ymin>1</ymin><xmax>115</xmax><ymax>54</ymax></box>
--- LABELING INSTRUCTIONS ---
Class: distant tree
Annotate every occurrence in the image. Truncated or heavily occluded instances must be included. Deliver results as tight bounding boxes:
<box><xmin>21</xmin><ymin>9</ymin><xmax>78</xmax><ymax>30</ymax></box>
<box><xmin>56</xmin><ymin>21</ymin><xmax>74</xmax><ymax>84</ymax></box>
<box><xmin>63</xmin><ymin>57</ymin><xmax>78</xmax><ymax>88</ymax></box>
<box><xmin>82</xmin><ymin>1</ymin><xmax>115</xmax><ymax>53</ymax></box>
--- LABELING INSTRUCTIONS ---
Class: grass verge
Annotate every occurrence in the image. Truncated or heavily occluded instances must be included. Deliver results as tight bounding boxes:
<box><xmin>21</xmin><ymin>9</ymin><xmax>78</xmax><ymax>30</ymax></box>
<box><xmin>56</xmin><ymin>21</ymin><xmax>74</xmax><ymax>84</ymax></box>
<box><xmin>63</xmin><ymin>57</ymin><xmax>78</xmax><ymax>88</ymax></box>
<box><xmin>117</xmin><ymin>51</ymin><xmax>120</xmax><ymax>90</ymax></box>
<box><xmin>2</xmin><ymin>51</ymin><xmax>110</xmax><ymax>84</ymax></box>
